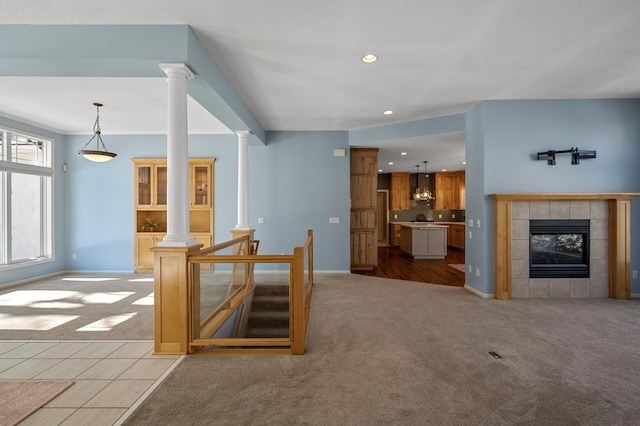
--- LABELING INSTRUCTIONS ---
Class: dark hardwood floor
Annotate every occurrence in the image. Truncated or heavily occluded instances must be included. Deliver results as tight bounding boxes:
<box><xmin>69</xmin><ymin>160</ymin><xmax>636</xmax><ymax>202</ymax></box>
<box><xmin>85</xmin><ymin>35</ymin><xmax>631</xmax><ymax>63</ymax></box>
<box><xmin>352</xmin><ymin>246</ymin><xmax>466</xmax><ymax>287</ymax></box>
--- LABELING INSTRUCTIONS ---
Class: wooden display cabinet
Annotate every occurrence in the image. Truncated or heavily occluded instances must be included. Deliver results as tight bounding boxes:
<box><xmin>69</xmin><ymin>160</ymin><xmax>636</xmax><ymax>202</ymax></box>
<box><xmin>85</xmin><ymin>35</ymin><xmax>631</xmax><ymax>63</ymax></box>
<box><xmin>132</xmin><ymin>158</ymin><xmax>215</xmax><ymax>272</ymax></box>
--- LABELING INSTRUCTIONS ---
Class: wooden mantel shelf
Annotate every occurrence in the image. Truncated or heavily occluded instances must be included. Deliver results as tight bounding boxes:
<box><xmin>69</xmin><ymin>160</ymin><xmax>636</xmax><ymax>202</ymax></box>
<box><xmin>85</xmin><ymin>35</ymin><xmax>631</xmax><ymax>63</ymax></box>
<box><xmin>490</xmin><ymin>193</ymin><xmax>640</xmax><ymax>201</ymax></box>
<box><xmin>490</xmin><ymin>193</ymin><xmax>639</xmax><ymax>300</ymax></box>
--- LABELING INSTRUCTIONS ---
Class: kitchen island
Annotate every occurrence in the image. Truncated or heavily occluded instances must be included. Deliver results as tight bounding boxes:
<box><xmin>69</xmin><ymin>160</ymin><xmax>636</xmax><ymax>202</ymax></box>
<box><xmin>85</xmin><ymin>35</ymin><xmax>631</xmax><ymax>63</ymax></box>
<box><xmin>399</xmin><ymin>223</ymin><xmax>448</xmax><ymax>259</ymax></box>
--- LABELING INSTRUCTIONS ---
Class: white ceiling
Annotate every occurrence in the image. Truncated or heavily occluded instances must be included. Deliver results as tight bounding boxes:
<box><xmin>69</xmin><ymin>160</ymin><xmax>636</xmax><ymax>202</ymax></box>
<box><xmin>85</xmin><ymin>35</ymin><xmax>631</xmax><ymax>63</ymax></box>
<box><xmin>1</xmin><ymin>0</ymin><xmax>639</xmax><ymax>173</ymax></box>
<box><xmin>0</xmin><ymin>77</ymin><xmax>232</xmax><ymax>135</ymax></box>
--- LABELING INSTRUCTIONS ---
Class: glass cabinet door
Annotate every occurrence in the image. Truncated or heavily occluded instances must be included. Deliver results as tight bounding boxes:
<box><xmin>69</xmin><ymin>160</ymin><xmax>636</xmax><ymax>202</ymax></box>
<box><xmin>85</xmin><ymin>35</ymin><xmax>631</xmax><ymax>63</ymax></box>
<box><xmin>155</xmin><ymin>166</ymin><xmax>167</xmax><ymax>206</ymax></box>
<box><xmin>137</xmin><ymin>165</ymin><xmax>152</xmax><ymax>206</ymax></box>
<box><xmin>191</xmin><ymin>164</ymin><xmax>210</xmax><ymax>207</ymax></box>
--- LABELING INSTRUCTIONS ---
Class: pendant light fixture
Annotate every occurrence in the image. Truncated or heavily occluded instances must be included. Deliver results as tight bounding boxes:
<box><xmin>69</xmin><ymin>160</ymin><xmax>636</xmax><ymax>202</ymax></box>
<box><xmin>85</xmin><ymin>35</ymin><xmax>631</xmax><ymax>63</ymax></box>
<box><xmin>413</xmin><ymin>161</ymin><xmax>434</xmax><ymax>201</ymax></box>
<box><xmin>420</xmin><ymin>161</ymin><xmax>434</xmax><ymax>200</ymax></box>
<box><xmin>78</xmin><ymin>102</ymin><xmax>117</xmax><ymax>162</ymax></box>
<box><xmin>413</xmin><ymin>165</ymin><xmax>423</xmax><ymax>201</ymax></box>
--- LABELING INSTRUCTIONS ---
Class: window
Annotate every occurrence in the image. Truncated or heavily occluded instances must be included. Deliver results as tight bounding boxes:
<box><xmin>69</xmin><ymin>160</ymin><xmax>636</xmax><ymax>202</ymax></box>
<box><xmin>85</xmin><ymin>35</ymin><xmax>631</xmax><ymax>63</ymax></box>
<box><xmin>0</xmin><ymin>128</ymin><xmax>53</xmax><ymax>268</ymax></box>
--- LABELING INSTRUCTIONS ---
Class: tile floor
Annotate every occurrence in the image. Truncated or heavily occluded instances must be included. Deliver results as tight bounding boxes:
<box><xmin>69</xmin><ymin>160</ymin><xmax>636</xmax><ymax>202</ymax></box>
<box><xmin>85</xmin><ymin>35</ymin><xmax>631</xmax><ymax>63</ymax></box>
<box><xmin>0</xmin><ymin>340</ymin><xmax>183</xmax><ymax>426</ymax></box>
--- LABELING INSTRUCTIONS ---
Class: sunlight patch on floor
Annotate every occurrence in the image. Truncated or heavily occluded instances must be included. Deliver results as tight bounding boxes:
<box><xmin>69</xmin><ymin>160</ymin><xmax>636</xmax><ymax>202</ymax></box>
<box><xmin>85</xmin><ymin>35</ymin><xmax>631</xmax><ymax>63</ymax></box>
<box><xmin>80</xmin><ymin>292</ymin><xmax>134</xmax><ymax>304</ymax></box>
<box><xmin>0</xmin><ymin>313</ymin><xmax>80</xmax><ymax>330</ymax></box>
<box><xmin>61</xmin><ymin>277</ymin><xmax>119</xmax><ymax>282</ymax></box>
<box><xmin>132</xmin><ymin>293</ymin><xmax>154</xmax><ymax>306</ymax></box>
<box><xmin>76</xmin><ymin>312</ymin><xmax>138</xmax><ymax>331</ymax></box>
<box><xmin>30</xmin><ymin>301</ymin><xmax>84</xmax><ymax>309</ymax></box>
<box><xmin>0</xmin><ymin>290</ymin><xmax>79</xmax><ymax>306</ymax></box>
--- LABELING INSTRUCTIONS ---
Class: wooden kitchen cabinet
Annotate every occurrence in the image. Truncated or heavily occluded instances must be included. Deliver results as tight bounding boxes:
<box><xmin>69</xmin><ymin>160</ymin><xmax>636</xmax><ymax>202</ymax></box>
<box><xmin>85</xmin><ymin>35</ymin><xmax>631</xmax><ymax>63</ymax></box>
<box><xmin>447</xmin><ymin>223</ymin><xmax>466</xmax><ymax>250</ymax></box>
<box><xmin>350</xmin><ymin>148</ymin><xmax>378</xmax><ymax>270</ymax></box>
<box><xmin>435</xmin><ymin>171</ymin><xmax>465</xmax><ymax>210</ymax></box>
<box><xmin>390</xmin><ymin>223</ymin><xmax>401</xmax><ymax>247</ymax></box>
<box><xmin>390</xmin><ymin>172</ymin><xmax>411</xmax><ymax>210</ymax></box>
<box><xmin>132</xmin><ymin>158</ymin><xmax>215</xmax><ymax>272</ymax></box>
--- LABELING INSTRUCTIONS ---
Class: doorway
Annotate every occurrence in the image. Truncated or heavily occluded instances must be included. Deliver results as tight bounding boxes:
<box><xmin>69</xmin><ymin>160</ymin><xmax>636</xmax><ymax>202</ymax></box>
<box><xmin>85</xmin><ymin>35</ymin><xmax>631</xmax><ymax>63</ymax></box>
<box><xmin>377</xmin><ymin>190</ymin><xmax>389</xmax><ymax>246</ymax></box>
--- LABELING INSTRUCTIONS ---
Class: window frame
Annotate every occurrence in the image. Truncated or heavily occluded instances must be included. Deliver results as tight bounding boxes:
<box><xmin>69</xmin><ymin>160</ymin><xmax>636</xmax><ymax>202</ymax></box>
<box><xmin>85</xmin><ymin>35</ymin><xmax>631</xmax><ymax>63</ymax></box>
<box><xmin>0</xmin><ymin>126</ymin><xmax>55</xmax><ymax>270</ymax></box>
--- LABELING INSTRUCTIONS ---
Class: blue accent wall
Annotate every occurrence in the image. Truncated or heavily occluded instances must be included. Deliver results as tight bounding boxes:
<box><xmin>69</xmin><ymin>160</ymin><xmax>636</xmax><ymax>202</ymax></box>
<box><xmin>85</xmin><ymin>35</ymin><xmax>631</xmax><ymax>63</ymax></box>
<box><xmin>464</xmin><ymin>104</ymin><xmax>491</xmax><ymax>294</ymax></box>
<box><xmin>62</xmin><ymin>133</ymin><xmax>238</xmax><ymax>272</ymax></box>
<box><xmin>465</xmin><ymin>99</ymin><xmax>640</xmax><ymax>295</ymax></box>
<box><xmin>252</xmin><ymin>131</ymin><xmax>351</xmax><ymax>270</ymax></box>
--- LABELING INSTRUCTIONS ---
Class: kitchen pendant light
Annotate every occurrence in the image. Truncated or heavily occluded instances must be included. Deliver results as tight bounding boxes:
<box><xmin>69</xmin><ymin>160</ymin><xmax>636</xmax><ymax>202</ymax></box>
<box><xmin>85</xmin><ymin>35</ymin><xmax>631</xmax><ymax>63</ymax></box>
<box><xmin>420</xmin><ymin>161</ymin><xmax>434</xmax><ymax>200</ymax></box>
<box><xmin>413</xmin><ymin>165</ymin><xmax>423</xmax><ymax>201</ymax></box>
<box><xmin>78</xmin><ymin>102</ymin><xmax>117</xmax><ymax>162</ymax></box>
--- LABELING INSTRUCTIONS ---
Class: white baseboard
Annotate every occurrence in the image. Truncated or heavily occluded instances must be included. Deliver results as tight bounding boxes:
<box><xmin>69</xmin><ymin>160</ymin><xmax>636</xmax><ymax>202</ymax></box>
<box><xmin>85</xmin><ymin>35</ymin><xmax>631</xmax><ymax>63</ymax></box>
<box><xmin>464</xmin><ymin>284</ymin><xmax>494</xmax><ymax>299</ymax></box>
<box><xmin>0</xmin><ymin>270</ymin><xmax>67</xmax><ymax>290</ymax></box>
<box><xmin>63</xmin><ymin>269</ymin><xmax>135</xmax><ymax>274</ymax></box>
<box><xmin>631</xmin><ymin>293</ymin><xmax>640</xmax><ymax>299</ymax></box>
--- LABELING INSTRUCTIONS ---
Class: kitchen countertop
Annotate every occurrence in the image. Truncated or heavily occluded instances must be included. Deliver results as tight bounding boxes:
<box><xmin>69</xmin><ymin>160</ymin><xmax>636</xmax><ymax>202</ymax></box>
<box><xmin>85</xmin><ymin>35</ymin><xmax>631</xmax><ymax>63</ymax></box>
<box><xmin>396</xmin><ymin>222</ymin><xmax>449</xmax><ymax>228</ymax></box>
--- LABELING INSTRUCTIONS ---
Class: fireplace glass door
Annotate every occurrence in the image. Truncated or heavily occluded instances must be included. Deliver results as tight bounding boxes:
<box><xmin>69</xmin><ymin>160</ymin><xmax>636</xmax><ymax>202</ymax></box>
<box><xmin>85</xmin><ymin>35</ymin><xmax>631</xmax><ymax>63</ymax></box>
<box><xmin>529</xmin><ymin>219</ymin><xmax>590</xmax><ymax>278</ymax></box>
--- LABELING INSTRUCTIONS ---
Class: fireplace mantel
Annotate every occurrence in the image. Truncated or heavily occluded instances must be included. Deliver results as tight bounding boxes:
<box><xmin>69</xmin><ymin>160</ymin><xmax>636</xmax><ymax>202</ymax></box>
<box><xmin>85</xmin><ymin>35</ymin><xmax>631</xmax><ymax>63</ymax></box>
<box><xmin>490</xmin><ymin>193</ymin><xmax>640</xmax><ymax>300</ymax></box>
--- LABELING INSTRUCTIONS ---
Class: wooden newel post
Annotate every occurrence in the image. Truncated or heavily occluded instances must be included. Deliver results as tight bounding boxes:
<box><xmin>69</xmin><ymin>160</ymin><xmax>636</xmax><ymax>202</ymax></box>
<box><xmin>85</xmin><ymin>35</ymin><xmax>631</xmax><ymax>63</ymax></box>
<box><xmin>151</xmin><ymin>244</ymin><xmax>202</xmax><ymax>355</ymax></box>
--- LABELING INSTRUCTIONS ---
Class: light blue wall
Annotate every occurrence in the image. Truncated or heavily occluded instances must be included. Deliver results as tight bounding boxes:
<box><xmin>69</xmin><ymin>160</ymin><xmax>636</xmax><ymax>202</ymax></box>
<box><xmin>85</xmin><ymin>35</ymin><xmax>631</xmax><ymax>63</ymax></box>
<box><xmin>63</xmin><ymin>133</ymin><xmax>238</xmax><ymax>271</ymax></box>
<box><xmin>252</xmin><ymin>131</ymin><xmax>351</xmax><ymax>270</ymax></box>
<box><xmin>464</xmin><ymin>104</ymin><xmax>491</xmax><ymax>294</ymax></box>
<box><xmin>465</xmin><ymin>99</ymin><xmax>640</xmax><ymax>295</ymax></box>
<box><xmin>2</xmin><ymin>124</ymin><xmax>350</xmax><ymax>282</ymax></box>
<box><xmin>0</xmin><ymin>117</ymin><xmax>66</xmax><ymax>286</ymax></box>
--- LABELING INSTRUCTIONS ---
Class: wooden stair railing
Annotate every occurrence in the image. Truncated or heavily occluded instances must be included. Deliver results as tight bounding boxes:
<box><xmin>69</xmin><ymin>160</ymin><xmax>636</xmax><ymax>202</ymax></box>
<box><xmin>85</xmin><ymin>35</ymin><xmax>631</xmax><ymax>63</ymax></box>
<box><xmin>187</xmin><ymin>230</ymin><xmax>314</xmax><ymax>355</ymax></box>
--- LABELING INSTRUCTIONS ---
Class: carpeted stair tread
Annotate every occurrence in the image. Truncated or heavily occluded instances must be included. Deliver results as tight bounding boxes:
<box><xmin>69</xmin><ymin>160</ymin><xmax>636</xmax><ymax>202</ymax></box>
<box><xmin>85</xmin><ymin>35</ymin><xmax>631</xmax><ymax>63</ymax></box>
<box><xmin>244</xmin><ymin>327</ymin><xmax>290</xmax><ymax>338</ymax></box>
<box><xmin>251</xmin><ymin>295</ymin><xmax>289</xmax><ymax>310</ymax></box>
<box><xmin>253</xmin><ymin>284</ymin><xmax>289</xmax><ymax>296</ymax></box>
<box><xmin>247</xmin><ymin>311</ymin><xmax>289</xmax><ymax>328</ymax></box>
<box><xmin>245</xmin><ymin>284</ymin><xmax>290</xmax><ymax>339</ymax></box>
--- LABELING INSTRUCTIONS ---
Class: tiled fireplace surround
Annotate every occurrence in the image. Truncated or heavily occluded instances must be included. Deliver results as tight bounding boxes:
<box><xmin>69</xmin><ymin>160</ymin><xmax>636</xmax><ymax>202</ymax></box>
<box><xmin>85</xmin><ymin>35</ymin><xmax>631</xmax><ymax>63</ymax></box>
<box><xmin>490</xmin><ymin>194</ymin><xmax>638</xmax><ymax>300</ymax></box>
<box><xmin>510</xmin><ymin>200</ymin><xmax>608</xmax><ymax>298</ymax></box>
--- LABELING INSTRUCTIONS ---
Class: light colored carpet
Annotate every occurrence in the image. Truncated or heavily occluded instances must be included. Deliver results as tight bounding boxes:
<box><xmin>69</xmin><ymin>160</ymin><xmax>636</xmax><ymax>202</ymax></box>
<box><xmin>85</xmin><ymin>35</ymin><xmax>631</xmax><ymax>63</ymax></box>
<box><xmin>0</xmin><ymin>380</ymin><xmax>74</xmax><ymax>426</ymax></box>
<box><xmin>0</xmin><ymin>273</ymin><xmax>153</xmax><ymax>340</ymax></box>
<box><xmin>448</xmin><ymin>263</ymin><xmax>466</xmax><ymax>272</ymax></box>
<box><xmin>124</xmin><ymin>273</ymin><xmax>640</xmax><ymax>425</ymax></box>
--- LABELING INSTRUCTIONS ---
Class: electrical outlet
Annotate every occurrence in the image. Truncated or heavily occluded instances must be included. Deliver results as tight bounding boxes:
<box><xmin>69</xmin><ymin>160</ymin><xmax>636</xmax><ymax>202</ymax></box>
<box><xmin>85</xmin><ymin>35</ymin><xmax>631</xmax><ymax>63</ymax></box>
<box><xmin>72</xmin><ymin>253</ymin><xmax>76</xmax><ymax>260</ymax></box>
<box><xmin>468</xmin><ymin>231</ymin><xmax>472</xmax><ymax>240</ymax></box>
<box><xmin>394</xmin><ymin>214</ymin><xmax>397</xmax><ymax>219</ymax></box>
<box><xmin>257</xmin><ymin>217</ymin><xmax>265</xmax><ymax>224</ymax></box>
<box><xmin>468</xmin><ymin>219</ymin><xmax>473</xmax><ymax>227</ymax></box>
<box><xmin>329</xmin><ymin>217</ymin><xmax>340</xmax><ymax>224</ymax></box>
<box><xmin>634</xmin><ymin>270</ymin><xmax>638</xmax><ymax>279</ymax></box>
<box><xmin>475</xmin><ymin>267</ymin><xmax>480</xmax><ymax>277</ymax></box>
<box><xmin>452</xmin><ymin>213</ymin><xmax>455</xmax><ymax>218</ymax></box>
<box><xmin>476</xmin><ymin>220</ymin><xmax>481</xmax><ymax>228</ymax></box>
<box><xmin>468</xmin><ymin>265</ymin><xmax>472</xmax><ymax>273</ymax></box>
<box><xmin>438</xmin><ymin>214</ymin><xmax>442</xmax><ymax>219</ymax></box>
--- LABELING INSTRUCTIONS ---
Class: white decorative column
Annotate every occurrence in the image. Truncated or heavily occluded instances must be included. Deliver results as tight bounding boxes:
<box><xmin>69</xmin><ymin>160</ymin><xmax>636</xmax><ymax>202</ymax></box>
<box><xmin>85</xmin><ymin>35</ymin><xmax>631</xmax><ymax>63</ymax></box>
<box><xmin>234</xmin><ymin>131</ymin><xmax>251</xmax><ymax>230</ymax></box>
<box><xmin>158</xmin><ymin>63</ymin><xmax>197</xmax><ymax>247</ymax></box>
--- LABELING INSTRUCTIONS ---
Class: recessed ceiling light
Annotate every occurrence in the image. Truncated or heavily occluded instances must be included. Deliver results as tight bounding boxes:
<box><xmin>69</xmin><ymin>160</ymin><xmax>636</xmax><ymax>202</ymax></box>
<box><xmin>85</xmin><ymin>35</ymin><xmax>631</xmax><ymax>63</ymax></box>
<box><xmin>388</xmin><ymin>162</ymin><xmax>394</xmax><ymax>165</ymax></box>
<box><xmin>401</xmin><ymin>152</ymin><xmax>407</xmax><ymax>156</ymax></box>
<box><xmin>383</xmin><ymin>110</ymin><xmax>394</xmax><ymax>115</ymax></box>
<box><xmin>442</xmin><ymin>169</ymin><xmax>447</xmax><ymax>172</ymax></box>
<box><xmin>361</xmin><ymin>54</ymin><xmax>378</xmax><ymax>63</ymax></box>
<box><xmin>378</xmin><ymin>169</ymin><xmax>383</xmax><ymax>172</ymax></box>
<box><xmin>462</xmin><ymin>161</ymin><xmax>466</xmax><ymax>165</ymax></box>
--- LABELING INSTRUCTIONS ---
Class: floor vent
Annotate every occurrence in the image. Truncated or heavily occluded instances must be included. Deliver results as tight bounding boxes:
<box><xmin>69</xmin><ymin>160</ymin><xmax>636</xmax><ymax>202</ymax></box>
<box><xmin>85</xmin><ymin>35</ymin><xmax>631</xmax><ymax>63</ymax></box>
<box><xmin>489</xmin><ymin>351</ymin><xmax>503</xmax><ymax>359</ymax></box>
